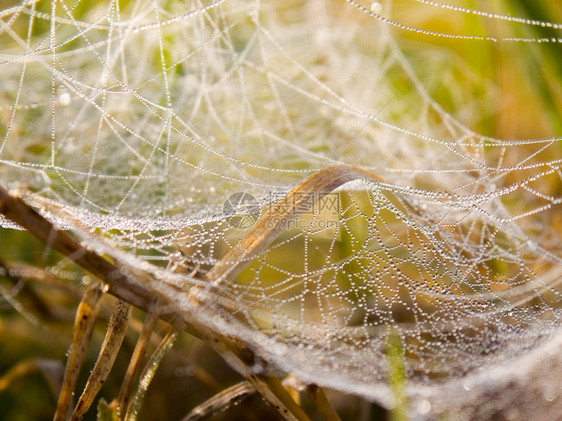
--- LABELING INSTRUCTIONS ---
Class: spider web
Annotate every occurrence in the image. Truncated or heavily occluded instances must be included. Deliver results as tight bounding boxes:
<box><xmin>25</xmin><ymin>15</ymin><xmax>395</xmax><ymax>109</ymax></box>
<box><xmin>1</xmin><ymin>0</ymin><xmax>562</xmax><ymax>417</ymax></box>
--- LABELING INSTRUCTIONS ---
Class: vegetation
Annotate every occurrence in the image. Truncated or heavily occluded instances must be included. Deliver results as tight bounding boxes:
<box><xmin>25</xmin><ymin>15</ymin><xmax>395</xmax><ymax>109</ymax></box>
<box><xmin>1</xmin><ymin>0</ymin><xmax>561</xmax><ymax>420</ymax></box>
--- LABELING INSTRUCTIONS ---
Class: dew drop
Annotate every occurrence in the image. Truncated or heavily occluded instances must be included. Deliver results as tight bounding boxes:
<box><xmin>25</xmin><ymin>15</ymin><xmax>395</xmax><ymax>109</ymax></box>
<box><xmin>370</xmin><ymin>2</ymin><xmax>382</xmax><ymax>14</ymax></box>
<box><xmin>59</xmin><ymin>92</ymin><xmax>71</xmax><ymax>106</ymax></box>
<box><xmin>417</xmin><ymin>399</ymin><xmax>431</xmax><ymax>414</ymax></box>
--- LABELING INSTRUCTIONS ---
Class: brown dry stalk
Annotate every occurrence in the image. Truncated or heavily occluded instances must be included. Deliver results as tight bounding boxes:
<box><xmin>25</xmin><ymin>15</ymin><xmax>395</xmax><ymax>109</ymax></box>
<box><xmin>115</xmin><ymin>300</ymin><xmax>161</xmax><ymax>413</ymax></box>
<box><xmin>306</xmin><ymin>384</ymin><xmax>342</xmax><ymax>421</ymax></box>
<box><xmin>71</xmin><ymin>298</ymin><xmax>132</xmax><ymax>420</ymax></box>
<box><xmin>0</xmin><ymin>185</ymin><xmax>173</xmax><ymax>314</ymax></box>
<box><xmin>54</xmin><ymin>282</ymin><xmax>104</xmax><ymax>421</ymax></box>
<box><xmin>206</xmin><ymin>164</ymin><xmax>385</xmax><ymax>286</ymax></box>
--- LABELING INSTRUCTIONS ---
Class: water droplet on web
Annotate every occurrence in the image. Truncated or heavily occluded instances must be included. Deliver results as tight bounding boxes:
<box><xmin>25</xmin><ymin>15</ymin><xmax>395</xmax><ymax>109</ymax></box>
<box><xmin>59</xmin><ymin>92</ymin><xmax>71</xmax><ymax>106</ymax></box>
<box><xmin>417</xmin><ymin>399</ymin><xmax>431</xmax><ymax>414</ymax></box>
<box><xmin>370</xmin><ymin>2</ymin><xmax>382</xmax><ymax>14</ymax></box>
<box><xmin>250</xmin><ymin>362</ymin><xmax>264</xmax><ymax>374</ymax></box>
<box><xmin>273</xmin><ymin>343</ymin><xmax>287</xmax><ymax>356</ymax></box>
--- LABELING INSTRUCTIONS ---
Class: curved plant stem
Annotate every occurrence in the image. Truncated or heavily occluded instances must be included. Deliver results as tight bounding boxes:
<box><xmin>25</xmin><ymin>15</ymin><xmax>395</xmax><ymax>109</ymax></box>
<box><xmin>206</xmin><ymin>164</ymin><xmax>386</xmax><ymax>286</ymax></box>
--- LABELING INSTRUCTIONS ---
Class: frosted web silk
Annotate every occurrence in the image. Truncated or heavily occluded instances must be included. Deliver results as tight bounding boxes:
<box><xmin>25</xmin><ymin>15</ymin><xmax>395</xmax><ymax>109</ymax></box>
<box><xmin>1</xmin><ymin>0</ymin><xmax>562</xmax><ymax>417</ymax></box>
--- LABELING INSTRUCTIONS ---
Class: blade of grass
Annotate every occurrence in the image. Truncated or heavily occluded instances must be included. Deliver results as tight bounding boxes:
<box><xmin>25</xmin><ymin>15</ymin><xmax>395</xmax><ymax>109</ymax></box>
<box><xmin>54</xmin><ymin>281</ymin><xmax>104</xmax><ymax>421</ymax></box>
<box><xmin>125</xmin><ymin>325</ymin><xmax>181</xmax><ymax>421</ymax></box>
<box><xmin>282</xmin><ymin>374</ymin><xmax>306</xmax><ymax>406</ymax></box>
<box><xmin>306</xmin><ymin>384</ymin><xmax>341</xmax><ymax>421</ymax></box>
<box><xmin>387</xmin><ymin>333</ymin><xmax>408</xmax><ymax>421</ymax></box>
<box><xmin>115</xmin><ymin>300</ymin><xmax>161</xmax><ymax>414</ymax></box>
<box><xmin>181</xmin><ymin>380</ymin><xmax>255</xmax><ymax>421</ymax></box>
<box><xmin>97</xmin><ymin>398</ymin><xmax>120</xmax><ymax>421</ymax></box>
<box><xmin>71</xmin><ymin>298</ymin><xmax>132</xmax><ymax>420</ymax></box>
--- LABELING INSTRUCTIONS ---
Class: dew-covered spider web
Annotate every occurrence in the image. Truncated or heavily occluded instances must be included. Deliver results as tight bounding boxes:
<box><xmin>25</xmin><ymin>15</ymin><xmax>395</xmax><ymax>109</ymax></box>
<box><xmin>2</xmin><ymin>0</ymin><xmax>562</xmax><ymax>417</ymax></box>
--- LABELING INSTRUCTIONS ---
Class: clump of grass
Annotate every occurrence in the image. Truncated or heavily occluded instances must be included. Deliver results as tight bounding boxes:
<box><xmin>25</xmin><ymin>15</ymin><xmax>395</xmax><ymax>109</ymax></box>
<box><xmin>1</xmin><ymin>1</ymin><xmax>562</xmax><ymax>420</ymax></box>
